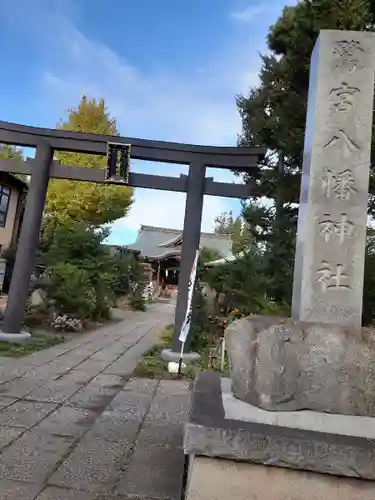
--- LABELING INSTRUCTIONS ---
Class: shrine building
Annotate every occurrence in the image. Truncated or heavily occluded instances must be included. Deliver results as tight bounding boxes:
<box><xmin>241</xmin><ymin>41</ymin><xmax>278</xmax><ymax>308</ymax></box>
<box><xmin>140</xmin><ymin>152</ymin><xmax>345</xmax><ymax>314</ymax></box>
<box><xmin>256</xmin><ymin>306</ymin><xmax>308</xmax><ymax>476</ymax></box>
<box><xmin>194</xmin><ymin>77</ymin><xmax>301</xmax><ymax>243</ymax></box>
<box><xmin>126</xmin><ymin>225</ymin><xmax>232</xmax><ymax>296</ymax></box>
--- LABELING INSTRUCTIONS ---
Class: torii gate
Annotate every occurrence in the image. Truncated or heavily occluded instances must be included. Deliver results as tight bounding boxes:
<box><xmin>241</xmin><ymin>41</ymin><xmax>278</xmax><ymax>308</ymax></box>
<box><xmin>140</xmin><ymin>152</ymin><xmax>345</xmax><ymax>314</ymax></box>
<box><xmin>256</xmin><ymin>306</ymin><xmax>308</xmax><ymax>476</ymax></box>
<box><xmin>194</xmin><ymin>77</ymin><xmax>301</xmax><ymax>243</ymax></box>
<box><xmin>0</xmin><ymin>120</ymin><xmax>266</xmax><ymax>357</ymax></box>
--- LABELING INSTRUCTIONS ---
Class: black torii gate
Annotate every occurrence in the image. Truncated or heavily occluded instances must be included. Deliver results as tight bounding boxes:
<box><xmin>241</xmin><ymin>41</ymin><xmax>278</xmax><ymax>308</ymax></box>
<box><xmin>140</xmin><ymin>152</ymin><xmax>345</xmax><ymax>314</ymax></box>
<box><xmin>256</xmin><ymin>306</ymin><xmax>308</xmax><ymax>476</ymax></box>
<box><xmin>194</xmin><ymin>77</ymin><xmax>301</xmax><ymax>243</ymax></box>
<box><xmin>0</xmin><ymin>120</ymin><xmax>266</xmax><ymax>355</ymax></box>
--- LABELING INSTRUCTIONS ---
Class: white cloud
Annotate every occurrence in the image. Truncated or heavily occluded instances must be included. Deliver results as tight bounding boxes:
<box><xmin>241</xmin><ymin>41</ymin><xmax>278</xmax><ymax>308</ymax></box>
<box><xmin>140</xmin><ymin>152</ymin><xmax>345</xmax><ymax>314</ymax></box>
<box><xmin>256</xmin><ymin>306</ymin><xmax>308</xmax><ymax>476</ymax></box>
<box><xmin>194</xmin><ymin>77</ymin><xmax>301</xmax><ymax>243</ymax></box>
<box><xmin>114</xmin><ymin>191</ymin><xmax>229</xmax><ymax>233</ymax></box>
<box><xmin>231</xmin><ymin>5</ymin><xmax>264</xmax><ymax>23</ymax></box>
<box><xmin>0</xmin><ymin>0</ymin><xmax>273</xmax><ymax>240</ymax></box>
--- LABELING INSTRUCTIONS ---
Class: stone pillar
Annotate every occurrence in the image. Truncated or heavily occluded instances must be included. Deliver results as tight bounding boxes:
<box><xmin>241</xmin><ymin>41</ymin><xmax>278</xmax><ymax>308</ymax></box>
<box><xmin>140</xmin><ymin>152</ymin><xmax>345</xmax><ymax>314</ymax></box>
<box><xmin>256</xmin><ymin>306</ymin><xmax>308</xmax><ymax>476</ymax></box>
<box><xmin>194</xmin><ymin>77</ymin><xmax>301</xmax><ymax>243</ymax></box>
<box><xmin>1</xmin><ymin>142</ymin><xmax>53</xmax><ymax>341</ymax></box>
<box><xmin>161</xmin><ymin>161</ymin><xmax>206</xmax><ymax>363</ymax></box>
<box><xmin>292</xmin><ymin>31</ymin><xmax>375</xmax><ymax>329</ymax></box>
<box><xmin>172</xmin><ymin>161</ymin><xmax>206</xmax><ymax>352</ymax></box>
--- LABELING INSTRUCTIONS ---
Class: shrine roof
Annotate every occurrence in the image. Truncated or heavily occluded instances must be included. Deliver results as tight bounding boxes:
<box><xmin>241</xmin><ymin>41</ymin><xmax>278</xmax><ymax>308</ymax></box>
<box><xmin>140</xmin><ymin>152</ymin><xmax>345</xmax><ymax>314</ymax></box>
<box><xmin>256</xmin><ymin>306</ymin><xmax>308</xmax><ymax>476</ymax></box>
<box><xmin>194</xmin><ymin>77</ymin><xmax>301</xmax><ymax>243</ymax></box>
<box><xmin>126</xmin><ymin>225</ymin><xmax>233</xmax><ymax>261</ymax></box>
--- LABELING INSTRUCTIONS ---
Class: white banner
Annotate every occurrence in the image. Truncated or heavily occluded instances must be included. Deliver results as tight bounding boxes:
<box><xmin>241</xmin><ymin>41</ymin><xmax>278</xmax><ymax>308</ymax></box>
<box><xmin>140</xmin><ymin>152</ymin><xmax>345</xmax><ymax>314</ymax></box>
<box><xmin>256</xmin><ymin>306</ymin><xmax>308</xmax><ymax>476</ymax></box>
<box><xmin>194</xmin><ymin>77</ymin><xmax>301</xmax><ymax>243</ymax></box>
<box><xmin>179</xmin><ymin>250</ymin><xmax>199</xmax><ymax>343</ymax></box>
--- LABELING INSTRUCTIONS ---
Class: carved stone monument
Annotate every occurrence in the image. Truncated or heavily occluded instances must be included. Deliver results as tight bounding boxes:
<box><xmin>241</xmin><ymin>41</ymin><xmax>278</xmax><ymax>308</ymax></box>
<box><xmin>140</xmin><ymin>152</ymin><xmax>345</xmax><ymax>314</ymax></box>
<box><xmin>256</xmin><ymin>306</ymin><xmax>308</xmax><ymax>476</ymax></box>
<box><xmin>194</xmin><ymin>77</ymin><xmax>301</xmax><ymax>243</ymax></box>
<box><xmin>292</xmin><ymin>31</ymin><xmax>375</xmax><ymax>329</ymax></box>
<box><xmin>184</xmin><ymin>31</ymin><xmax>375</xmax><ymax>500</ymax></box>
<box><xmin>225</xmin><ymin>30</ymin><xmax>375</xmax><ymax>417</ymax></box>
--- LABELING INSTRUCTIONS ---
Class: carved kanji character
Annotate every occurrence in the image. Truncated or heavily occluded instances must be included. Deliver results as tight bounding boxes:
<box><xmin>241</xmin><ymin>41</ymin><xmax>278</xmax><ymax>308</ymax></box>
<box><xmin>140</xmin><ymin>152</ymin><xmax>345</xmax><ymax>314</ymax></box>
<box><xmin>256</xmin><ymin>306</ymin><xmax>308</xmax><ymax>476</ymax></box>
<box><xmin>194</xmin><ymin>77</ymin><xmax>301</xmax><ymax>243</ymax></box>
<box><xmin>316</xmin><ymin>262</ymin><xmax>350</xmax><ymax>292</ymax></box>
<box><xmin>318</xmin><ymin>213</ymin><xmax>354</xmax><ymax>243</ymax></box>
<box><xmin>322</xmin><ymin>169</ymin><xmax>357</xmax><ymax>201</ymax></box>
<box><xmin>330</xmin><ymin>82</ymin><xmax>360</xmax><ymax>112</ymax></box>
<box><xmin>324</xmin><ymin>129</ymin><xmax>359</xmax><ymax>153</ymax></box>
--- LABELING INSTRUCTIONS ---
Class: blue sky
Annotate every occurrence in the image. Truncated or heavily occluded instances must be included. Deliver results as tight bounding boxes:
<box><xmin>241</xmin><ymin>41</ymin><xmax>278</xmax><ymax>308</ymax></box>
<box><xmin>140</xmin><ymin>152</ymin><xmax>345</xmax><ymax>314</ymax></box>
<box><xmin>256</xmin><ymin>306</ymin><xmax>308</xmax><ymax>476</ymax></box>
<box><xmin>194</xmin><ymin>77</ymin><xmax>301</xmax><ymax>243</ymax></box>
<box><xmin>0</xmin><ymin>0</ymin><xmax>295</xmax><ymax>245</ymax></box>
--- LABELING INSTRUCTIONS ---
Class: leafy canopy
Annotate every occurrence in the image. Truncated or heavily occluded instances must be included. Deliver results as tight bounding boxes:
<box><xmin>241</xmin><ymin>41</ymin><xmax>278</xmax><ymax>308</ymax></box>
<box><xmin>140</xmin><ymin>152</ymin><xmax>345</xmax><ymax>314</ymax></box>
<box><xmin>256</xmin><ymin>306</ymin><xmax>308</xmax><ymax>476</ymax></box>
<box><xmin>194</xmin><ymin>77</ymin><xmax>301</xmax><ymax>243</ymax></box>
<box><xmin>214</xmin><ymin>211</ymin><xmax>251</xmax><ymax>255</ymax></box>
<box><xmin>42</xmin><ymin>221</ymin><xmax>146</xmax><ymax>319</ymax></box>
<box><xmin>199</xmin><ymin>247</ymin><xmax>223</xmax><ymax>264</ymax></box>
<box><xmin>0</xmin><ymin>144</ymin><xmax>23</xmax><ymax>160</ymax></box>
<box><xmin>235</xmin><ymin>0</ymin><xmax>375</xmax><ymax>309</ymax></box>
<box><xmin>44</xmin><ymin>96</ymin><xmax>134</xmax><ymax>236</ymax></box>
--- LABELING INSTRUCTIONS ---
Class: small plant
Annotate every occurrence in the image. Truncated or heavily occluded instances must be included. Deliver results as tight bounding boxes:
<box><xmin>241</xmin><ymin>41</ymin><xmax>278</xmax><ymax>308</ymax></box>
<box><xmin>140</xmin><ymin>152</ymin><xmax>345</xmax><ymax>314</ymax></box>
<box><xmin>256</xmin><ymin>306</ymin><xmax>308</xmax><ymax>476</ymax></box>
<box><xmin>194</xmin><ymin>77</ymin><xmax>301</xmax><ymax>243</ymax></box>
<box><xmin>130</xmin><ymin>293</ymin><xmax>146</xmax><ymax>311</ymax></box>
<box><xmin>49</xmin><ymin>313</ymin><xmax>83</xmax><ymax>332</ymax></box>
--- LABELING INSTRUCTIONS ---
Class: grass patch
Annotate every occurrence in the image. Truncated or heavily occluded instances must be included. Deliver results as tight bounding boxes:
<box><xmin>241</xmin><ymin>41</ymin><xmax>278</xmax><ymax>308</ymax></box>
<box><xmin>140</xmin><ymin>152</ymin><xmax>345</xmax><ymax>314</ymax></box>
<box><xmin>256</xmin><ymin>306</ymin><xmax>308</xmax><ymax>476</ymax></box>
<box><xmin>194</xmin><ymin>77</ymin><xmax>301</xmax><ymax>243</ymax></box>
<box><xmin>133</xmin><ymin>326</ymin><xmax>185</xmax><ymax>379</ymax></box>
<box><xmin>0</xmin><ymin>333</ymin><xmax>65</xmax><ymax>358</ymax></box>
<box><xmin>133</xmin><ymin>325</ymin><xmax>228</xmax><ymax>380</ymax></box>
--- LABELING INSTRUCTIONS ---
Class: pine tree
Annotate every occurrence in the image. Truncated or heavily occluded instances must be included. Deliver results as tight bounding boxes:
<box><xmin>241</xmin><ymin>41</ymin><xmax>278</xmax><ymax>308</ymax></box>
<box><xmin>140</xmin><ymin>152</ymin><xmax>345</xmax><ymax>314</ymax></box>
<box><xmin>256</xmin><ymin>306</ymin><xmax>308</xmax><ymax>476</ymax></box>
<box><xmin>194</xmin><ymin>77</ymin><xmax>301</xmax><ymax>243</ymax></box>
<box><xmin>214</xmin><ymin>211</ymin><xmax>252</xmax><ymax>255</ymax></box>
<box><xmin>237</xmin><ymin>0</ymin><xmax>375</xmax><ymax>303</ymax></box>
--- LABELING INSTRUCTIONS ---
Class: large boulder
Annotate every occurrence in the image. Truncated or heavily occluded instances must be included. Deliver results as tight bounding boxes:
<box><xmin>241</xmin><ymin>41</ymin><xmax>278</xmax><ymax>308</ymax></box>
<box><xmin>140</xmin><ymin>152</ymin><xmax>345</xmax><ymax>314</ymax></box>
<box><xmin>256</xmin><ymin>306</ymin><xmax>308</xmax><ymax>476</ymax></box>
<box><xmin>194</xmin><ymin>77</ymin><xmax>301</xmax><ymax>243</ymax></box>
<box><xmin>225</xmin><ymin>315</ymin><xmax>375</xmax><ymax>417</ymax></box>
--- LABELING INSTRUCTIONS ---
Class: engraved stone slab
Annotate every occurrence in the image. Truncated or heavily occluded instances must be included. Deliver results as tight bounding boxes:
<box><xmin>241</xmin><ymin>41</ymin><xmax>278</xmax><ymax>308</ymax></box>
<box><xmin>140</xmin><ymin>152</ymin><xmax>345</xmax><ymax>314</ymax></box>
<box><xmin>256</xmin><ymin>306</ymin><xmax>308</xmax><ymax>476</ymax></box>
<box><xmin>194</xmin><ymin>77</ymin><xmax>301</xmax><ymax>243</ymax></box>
<box><xmin>292</xmin><ymin>30</ymin><xmax>375</xmax><ymax>328</ymax></box>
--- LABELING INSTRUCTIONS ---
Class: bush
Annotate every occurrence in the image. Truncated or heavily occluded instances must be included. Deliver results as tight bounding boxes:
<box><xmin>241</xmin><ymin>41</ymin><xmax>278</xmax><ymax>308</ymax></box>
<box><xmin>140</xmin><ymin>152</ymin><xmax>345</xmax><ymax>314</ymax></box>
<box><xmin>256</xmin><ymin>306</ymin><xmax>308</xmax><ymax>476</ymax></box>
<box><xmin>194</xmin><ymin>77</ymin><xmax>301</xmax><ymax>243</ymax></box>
<box><xmin>130</xmin><ymin>293</ymin><xmax>146</xmax><ymax>311</ymax></box>
<box><xmin>203</xmin><ymin>250</ymin><xmax>267</xmax><ymax>313</ymax></box>
<box><xmin>48</xmin><ymin>262</ymin><xmax>97</xmax><ymax>319</ymax></box>
<box><xmin>111</xmin><ymin>253</ymin><xmax>147</xmax><ymax>297</ymax></box>
<box><xmin>40</xmin><ymin>220</ymin><xmax>148</xmax><ymax>321</ymax></box>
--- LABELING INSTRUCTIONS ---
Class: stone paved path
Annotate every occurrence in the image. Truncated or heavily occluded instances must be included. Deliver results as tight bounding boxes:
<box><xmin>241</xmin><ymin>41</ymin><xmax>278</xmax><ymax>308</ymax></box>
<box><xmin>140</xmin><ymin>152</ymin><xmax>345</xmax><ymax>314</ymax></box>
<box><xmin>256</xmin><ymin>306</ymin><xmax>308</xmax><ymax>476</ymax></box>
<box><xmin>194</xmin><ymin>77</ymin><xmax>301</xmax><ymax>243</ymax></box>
<box><xmin>0</xmin><ymin>302</ymin><xmax>192</xmax><ymax>500</ymax></box>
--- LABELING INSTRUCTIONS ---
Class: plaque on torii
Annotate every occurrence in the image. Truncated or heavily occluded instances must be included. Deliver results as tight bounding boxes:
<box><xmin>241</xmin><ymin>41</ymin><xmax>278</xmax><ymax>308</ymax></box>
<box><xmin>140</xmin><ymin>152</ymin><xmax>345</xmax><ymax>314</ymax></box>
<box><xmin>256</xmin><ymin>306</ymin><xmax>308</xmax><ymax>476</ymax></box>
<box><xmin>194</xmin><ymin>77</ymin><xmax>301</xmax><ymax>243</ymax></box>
<box><xmin>106</xmin><ymin>142</ymin><xmax>131</xmax><ymax>183</ymax></box>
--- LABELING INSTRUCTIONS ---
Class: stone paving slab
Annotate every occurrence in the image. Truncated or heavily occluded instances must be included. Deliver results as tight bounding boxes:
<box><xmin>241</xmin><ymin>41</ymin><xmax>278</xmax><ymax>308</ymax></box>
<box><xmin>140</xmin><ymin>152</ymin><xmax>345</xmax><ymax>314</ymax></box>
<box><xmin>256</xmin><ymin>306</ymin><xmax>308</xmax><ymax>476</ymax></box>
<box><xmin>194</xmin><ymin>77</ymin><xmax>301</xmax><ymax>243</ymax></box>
<box><xmin>66</xmin><ymin>382</ymin><xmax>122</xmax><ymax>412</ymax></box>
<box><xmin>25</xmin><ymin>381</ymin><xmax>82</xmax><ymax>403</ymax></box>
<box><xmin>0</xmin><ymin>480</ymin><xmax>42</xmax><ymax>500</ymax></box>
<box><xmin>0</xmin><ymin>401</ymin><xmax>58</xmax><ymax>428</ymax></box>
<box><xmin>115</xmin><ymin>444</ymin><xmax>186</xmax><ymax>500</ymax></box>
<box><xmin>0</xmin><ymin>426</ymin><xmax>24</xmax><ymax>450</ymax></box>
<box><xmin>137</xmin><ymin>421</ymin><xmax>185</xmax><ymax>447</ymax></box>
<box><xmin>36</xmin><ymin>486</ymin><xmax>96</xmax><ymax>500</ymax></box>
<box><xmin>0</xmin><ymin>431</ymin><xmax>74</xmax><ymax>483</ymax></box>
<box><xmin>88</xmin><ymin>410</ymin><xmax>142</xmax><ymax>442</ymax></box>
<box><xmin>121</xmin><ymin>377</ymin><xmax>159</xmax><ymax>395</ymax></box>
<box><xmin>0</xmin><ymin>302</ymin><xmax>191</xmax><ymax>500</ymax></box>
<box><xmin>0</xmin><ymin>396</ymin><xmax>17</xmax><ymax>411</ymax></box>
<box><xmin>56</xmin><ymin>369</ymin><xmax>97</xmax><ymax>386</ymax></box>
<box><xmin>90</xmin><ymin>373</ymin><xmax>126</xmax><ymax>389</ymax></box>
<box><xmin>0</xmin><ymin>378</ymin><xmax>46</xmax><ymax>398</ymax></box>
<box><xmin>48</xmin><ymin>434</ymin><xmax>131</xmax><ymax>494</ymax></box>
<box><xmin>102</xmin><ymin>355</ymin><xmax>139</xmax><ymax>376</ymax></box>
<box><xmin>69</xmin><ymin>359</ymin><xmax>109</xmax><ymax>377</ymax></box>
<box><xmin>36</xmin><ymin>406</ymin><xmax>98</xmax><ymax>438</ymax></box>
<box><xmin>22</xmin><ymin>363</ymin><xmax>70</xmax><ymax>381</ymax></box>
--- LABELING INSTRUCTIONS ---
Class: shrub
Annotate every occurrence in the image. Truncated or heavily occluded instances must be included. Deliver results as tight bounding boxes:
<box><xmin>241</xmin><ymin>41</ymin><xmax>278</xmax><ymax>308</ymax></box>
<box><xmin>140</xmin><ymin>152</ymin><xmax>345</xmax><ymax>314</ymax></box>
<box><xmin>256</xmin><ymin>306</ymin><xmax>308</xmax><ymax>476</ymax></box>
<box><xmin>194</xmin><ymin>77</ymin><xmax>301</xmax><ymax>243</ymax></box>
<box><xmin>130</xmin><ymin>292</ymin><xmax>146</xmax><ymax>311</ymax></box>
<box><xmin>48</xmin><ymin>262</ymin><xmax>96</xmax><ymax>318</ymax></box>
<box><xmin>40</xmin><ymin>220</ymin><xmax>148</xmax><ymax>321</ymax></box>
<box><xmin>111</xmin><ymin>253</ymin><xmax>147</xmax><ymax>297</ymax></box>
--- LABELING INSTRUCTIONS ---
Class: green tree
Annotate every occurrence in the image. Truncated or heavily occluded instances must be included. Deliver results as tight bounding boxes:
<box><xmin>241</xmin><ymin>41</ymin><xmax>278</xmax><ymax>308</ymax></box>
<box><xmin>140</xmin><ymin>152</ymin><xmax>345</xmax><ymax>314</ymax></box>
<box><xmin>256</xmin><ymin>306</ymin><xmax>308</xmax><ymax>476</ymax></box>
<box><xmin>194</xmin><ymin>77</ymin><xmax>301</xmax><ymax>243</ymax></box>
<box><xmin>236</xmin><ymin>0</ymin><xmax>375</xmax><ymax>305</ymax></box>
<box><xmin>0</xmin><ymin>144</ymin><xmax>27</xmax><ymax>182</ymax></box>
<box><xmin>214</xmin><ymin>211</ymin><xmax>251</xmax><ymax>255</ymax></box>
<box><xmin>199</xmin><ymin>247</ymin><xmax>223</xmax><ymax>264</ymax></box>
<box><xmin>42</xmin><ymin>221</ymin><xmax>115</xmax><ymax>319</ymax></box>
<box><xmin>203</xmin><ymin>251</ymin><xmax>268</xmax><ymax>314</ymax></box>
<box><xmin>0</xmin><ymin>144</ymin><xmax>23</xmax><ymax>160</ymax></box>
<box><xmin>44</xmin><ymin>96</ymin><xmax>133</xmax><ymax>242</ymax></box>
<box><xmin>42</xmin><ymin>221</ymin><xmax>147</xmax><ymax>319</ymax></box>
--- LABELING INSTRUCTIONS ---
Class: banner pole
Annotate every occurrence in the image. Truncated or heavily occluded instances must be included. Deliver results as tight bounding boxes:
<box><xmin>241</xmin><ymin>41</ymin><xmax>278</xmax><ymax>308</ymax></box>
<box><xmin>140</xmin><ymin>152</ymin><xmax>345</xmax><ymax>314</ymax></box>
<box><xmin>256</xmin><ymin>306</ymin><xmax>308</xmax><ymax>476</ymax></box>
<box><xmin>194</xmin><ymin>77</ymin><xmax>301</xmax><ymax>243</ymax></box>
<box><xmin>176</xmin><ymin>250</ymin><xmax>199</xmax><ymax>374</ymax></box>
<box><xmin>177</xmin><ymin>341</ymin><xmax>185</xmax><ymax>375</ymax></box>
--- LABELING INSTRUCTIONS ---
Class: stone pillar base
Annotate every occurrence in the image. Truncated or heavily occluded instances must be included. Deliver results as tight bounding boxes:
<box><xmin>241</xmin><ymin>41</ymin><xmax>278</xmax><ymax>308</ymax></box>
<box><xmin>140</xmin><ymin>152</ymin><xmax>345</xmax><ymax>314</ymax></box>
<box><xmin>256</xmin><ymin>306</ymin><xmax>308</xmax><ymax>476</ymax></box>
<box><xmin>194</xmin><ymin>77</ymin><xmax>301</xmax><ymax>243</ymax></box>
<box><xmin>161</xmin><ymin>348</ymin><xmax>201</xmax><ymax>363</ymax></box>
<box><xmin>185</xmin><ymin>372</ymin><xmax>375</xmax><ymax>479</ymax></box>
<box><xmin>0</xmin><ymin>331</ymin><xmax>31</xmax><ymax>343</ymax></box>
<box><xmin>186</xmin><ymin>456</ymin><xmax>375</xmax><ymax>500</ymax></box>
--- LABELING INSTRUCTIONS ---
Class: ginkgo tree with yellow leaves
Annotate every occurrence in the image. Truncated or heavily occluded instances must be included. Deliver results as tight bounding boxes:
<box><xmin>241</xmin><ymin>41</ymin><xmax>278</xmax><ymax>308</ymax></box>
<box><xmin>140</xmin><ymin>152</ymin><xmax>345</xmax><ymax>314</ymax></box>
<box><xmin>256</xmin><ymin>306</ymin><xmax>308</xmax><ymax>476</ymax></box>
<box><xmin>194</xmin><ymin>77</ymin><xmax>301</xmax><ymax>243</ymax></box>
<box><xmin>30</xmin><ymin>96</ymin><xmax>146</xmax><ymax>326</ymax></box>
<box><xmin>43</xmin><ymin>95</ymin><xmax>133</xmax><ymax>240</ymax></box>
